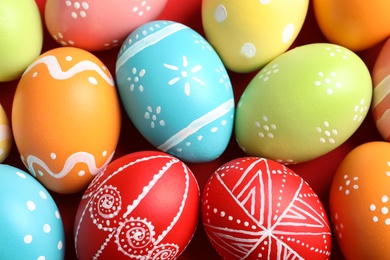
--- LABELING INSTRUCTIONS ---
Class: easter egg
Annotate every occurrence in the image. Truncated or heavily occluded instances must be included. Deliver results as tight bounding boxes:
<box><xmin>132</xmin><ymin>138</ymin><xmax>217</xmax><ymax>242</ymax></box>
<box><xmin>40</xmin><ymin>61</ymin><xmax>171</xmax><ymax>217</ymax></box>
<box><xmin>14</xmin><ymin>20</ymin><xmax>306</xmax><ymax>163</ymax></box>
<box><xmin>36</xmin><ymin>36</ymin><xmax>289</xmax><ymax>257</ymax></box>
<box><xmin>0</xmin><ymin>0</ymin><xmax>43</xmax><ymax>82</ymax></box>
<box><xmin>201</xmin><ymin>0</ymin><xmax>309</xmax><ymax>73</ymax></box>
<box><xmin>372</xmin><ymin>37</ymin><xmax>390</xmax><ymax>141</ymax></box>
<box><xmin>313</xmin><ymin>0</ymin><xmax>390</xmax><ymax>51</ymax></box>
<box><xmin>12</xmin><ymin>47</ymin><xmax>121</xmax><ymax>194</ymax></box>
<box><xmin>202</xmin><ymin>157</ymin><xmax>332</xmax><ymax>259</ymax></box>
<box><xmin>0</xmin><ymin>104</ymin><xmax>12</xmax><ymax>163</ymax></box>
<box><xmin>116</xmin><ymin>20</ymin><xmax>235</xmax><ymax>163</ymax></box>
<box><xmin>0</xmin><ymin>164</ymin><xmax>65</xmax><ymax>259</ymax></box>
<box><xmin>235</xmin><ymin>43</ymin><xmax>372</xmax><ymax>164</ymax></box>
<box><xmin>329</xmin><ymin>141</ymin><xmax>390</xmax><ymax>259</ymax></box>
<box><xmin>45</xmin><ymin>0</ymin><xmax>168</xmax><ymax>51</ymax></box>
<box><xmin>74</xmin><ymin>151</ymin><xmax>200</xmax><ymax>259</ymax></box>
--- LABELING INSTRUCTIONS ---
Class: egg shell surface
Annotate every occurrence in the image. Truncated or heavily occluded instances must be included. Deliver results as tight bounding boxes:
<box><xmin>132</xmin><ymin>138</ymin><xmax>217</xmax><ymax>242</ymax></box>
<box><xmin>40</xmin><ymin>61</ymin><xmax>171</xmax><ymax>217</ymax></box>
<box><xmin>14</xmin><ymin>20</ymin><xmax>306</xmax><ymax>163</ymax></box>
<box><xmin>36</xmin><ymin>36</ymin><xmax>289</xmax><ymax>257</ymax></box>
<box><xmin>0</xmin><ymin>104</ymin><xmax>12</xmax><ymax>163</ymax></box>
<box><xmin>12</xmin><ymin>47</ymin><xmax>121</xmax><ymax>194</ymax></box>
<box><xmin>74</xmin><ymin>150</ymin><xmax>200</xmax><ymax>259</ymax></box>
<box><xmin>116</xmin><ymin>20</ymin><xmax>235</xmax><ymax>163</ymax></box>
<box><xmin>235</xmin><ymin>43</ymin><xmax>372</xmax><ymax>164</ymax></box>
<box><xmin>0</xmin><ymin>0</ymin><xmax>43</xmax><ymax>82</ymax></box>
<box><xmin>201</xmin><ymin>0</ymin><xmax>309</xmax><ymax>73</ymax></box>
<box><xmin>45</xmin><ymin>0</ymin><xmax>168</xmax><ymax>51</ymax></box>
<box><xmin>371</xmin><ymin>37</ymin><xmax>390</xmax><ymax>141</ymax></box>
<box><xmin>202</xmin><ymin>157</ymin><xmax>332</xmax><ymax>259</ymax></box>
<box><xmin>0</xmin><ymin>164</ymin><xmax>65</xmax><ymax>259</ymax></box>
<box><xmin>313</xmin><ymin>0</ymin><xmax>390</xmax><ymax>51</ymax></box>
<box><xmin>329</xmin><ymin>141</ymin><xmax>390</xmax><ymax>259</ymax></box>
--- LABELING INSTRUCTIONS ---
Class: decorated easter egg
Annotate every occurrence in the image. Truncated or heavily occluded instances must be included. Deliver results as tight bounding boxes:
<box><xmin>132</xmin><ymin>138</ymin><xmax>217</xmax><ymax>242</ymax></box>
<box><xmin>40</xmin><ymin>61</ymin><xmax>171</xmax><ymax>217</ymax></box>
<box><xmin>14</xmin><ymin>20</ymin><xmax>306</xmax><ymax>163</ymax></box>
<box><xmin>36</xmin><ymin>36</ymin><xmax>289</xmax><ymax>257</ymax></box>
<box><xmin>201</xmin><ymin>0</ymin><xmax>309</xmax><ymax>73</ymax></box>
<box><xmin>0</xmin><ymin>164</ymin><xmax>65</xmax><ymax>259</ymax></box>
<box><xmin>74</xmin><ymin>150</ymin><xmax>200</xmax><ymax>259</ymax></box>
<box><xmin>235</xmin><ymin>43</ymin><xmax>372</xmax><ymax>164</ymax></box>
<box><xmin>313</xmin><ymin>0</ymin><xmax>390</xmax><ymax>51</ymax></box>
<box><xmin>12</xmin><ymin>47</ymin><xmax>121</xmax><ymax>194</ymax></box>
<box><xmin>0</xmin><ymin>0</ymin><xmax>43</xmax><ymax>82</ymax></box>
<box><xmin>202</xmin><ymin>157</ymin><xmax>332</xmax><ymax>259</ymax></box>
<box><xmin>116</xmin><ymin>20</ymin><xmax>234</xmax><ymax>163</ymax></box>
<box><xmin>372</xmin><ymin>37</ymin><xmax>390</xmax><ymax>141</ymax></box>
<box><xmin>0</xmin><ymin>104</ymin><xmax>12</xmax><ymax>163</ymax></box>
<box><xmin>329</xmin><ymin>141</ymin><xmax>390</xmax><ymax>259</ymax></box>
<box><xmin>45</xmin><ymin>0</ymin><xmax>168</xmax><ymax>51</ymax></box>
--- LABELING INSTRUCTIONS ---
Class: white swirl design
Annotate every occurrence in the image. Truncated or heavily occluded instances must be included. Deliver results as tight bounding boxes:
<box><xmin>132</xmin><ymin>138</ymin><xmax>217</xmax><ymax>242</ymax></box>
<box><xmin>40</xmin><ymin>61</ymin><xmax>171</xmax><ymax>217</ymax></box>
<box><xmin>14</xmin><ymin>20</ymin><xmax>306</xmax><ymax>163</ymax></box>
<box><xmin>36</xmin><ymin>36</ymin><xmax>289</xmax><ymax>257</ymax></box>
<box><xmin>24</xmin><ymin>151</ymin><xmax>114</xmax><ymax>179</ymax></box>
<box><xmin>147</xmin><ymin>243</ymin><xmax>179</xmax><ymax>260</ymax></box>
<box><xmin>23</xmin><ymin>55</ymin><xmax>115</xmax><ymax>86</ymax></box>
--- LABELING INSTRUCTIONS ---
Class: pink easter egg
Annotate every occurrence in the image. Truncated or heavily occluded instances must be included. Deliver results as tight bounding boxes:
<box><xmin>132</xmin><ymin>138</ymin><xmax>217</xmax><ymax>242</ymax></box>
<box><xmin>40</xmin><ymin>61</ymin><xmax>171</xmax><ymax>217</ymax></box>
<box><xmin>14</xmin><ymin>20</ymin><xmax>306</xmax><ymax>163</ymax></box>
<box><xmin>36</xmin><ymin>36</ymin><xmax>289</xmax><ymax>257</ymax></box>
<box><xmin>45</xmin><ymin>0</ymin><xmax>168</xmax><ymax>51</ymax></box>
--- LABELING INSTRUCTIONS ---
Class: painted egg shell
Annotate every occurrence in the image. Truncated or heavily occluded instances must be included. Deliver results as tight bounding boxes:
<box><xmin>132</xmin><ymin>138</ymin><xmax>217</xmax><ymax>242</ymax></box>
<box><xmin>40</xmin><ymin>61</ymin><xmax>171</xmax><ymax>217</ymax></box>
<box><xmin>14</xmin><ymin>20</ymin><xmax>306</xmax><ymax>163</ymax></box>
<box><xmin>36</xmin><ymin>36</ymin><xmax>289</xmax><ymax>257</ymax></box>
<box><xmin>235</xmin><ymin>43</ymin><xmax>372</xmax><ymax>164</ymax></box>
<box><xmin>313</xmin><ymin>0</ymin><xmax>390</xmax><ymax>51</ymax></box>
<box><xmin>202</xmin><ymin>157</ymin><xmax>332</xmax><ymax>259</ymax></box>
<box><xmin>74</xmin><ymin>150</ymin><xmax>200</xmax><ymax>259</ymax></box>
<box><xmin>372</xmin><ymin>37</ymin><xmax>390</xmax><ymax>141</ymax></box>
<box><xmin>201</xmin><ymin>0</ymin><xmax>309</xmax><ymax>73</ymax></box>
<box><xmin>45</xmin><ymin>0</ymin><xmax>168</xmax><ymax>51</ymax></box>
<box><xmin>0</xmin><ymin>104</ymin><xmax>12</xmax><ymax>163</ymax></box>
<box><xmin>12</xmin><ymin>47</ymin><xmax>121</xmax><ymax>194</ymax></box>
<box><xmin>116</xmin><ymin>20</ymin><xmax>235</xmax><ymax>163</ymax></box>
<box><xmin>0</xmin><ymin>0</ymin><xmax>43</xmax><ymax>82</ymax></box>
<box><xmin>0</xmin><ymin>164</ymin><xmax>65</xmax><ymax>259</ymax></box>
<box><xmin>329</xmin><ymin>141</ymin><xmax>390</xmax><ymax>259</ymax></box>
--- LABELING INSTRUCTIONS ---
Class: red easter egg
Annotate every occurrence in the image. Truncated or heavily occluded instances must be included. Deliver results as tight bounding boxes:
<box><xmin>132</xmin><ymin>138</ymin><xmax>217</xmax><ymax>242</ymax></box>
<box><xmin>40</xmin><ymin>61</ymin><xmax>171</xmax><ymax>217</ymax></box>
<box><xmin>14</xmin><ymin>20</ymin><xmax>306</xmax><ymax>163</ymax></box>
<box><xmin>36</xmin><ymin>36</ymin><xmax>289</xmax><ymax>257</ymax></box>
<box><xmin>45</xmin><ymin>0</ymin><xmax>168</xmax><ymax>51</ymax></box>
<box><xmin>202</xmin><ymin>157</ymin><xmax>332</xmax><ymax>259</ymax></box>
<box><xmin>74</xmin><ymin>151</ymin><xmax>200</xmax><ymax>259</ymax></box>
<box><xmin>372</xmin><ymin>37</ymin><xmax>390</xmax><ymax>141</ymax></box>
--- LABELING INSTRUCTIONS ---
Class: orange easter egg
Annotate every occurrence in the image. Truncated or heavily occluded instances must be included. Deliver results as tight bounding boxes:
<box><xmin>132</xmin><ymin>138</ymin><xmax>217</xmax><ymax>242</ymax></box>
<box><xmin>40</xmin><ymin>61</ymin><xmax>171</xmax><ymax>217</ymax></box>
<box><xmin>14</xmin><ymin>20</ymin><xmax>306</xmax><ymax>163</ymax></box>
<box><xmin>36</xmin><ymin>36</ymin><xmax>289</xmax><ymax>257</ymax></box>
<box><xmin>12</xmin><ymin>47</ymin><xmax>121</xmax><ymax>194</ymax></box>
<box><xmin>329</xmin><ymin>142</ymin><xmax>390</xmax><ymax>259</ymax></box>
<box><xmin>0</xmin><ymin>104</ymin><xmax>12</xmax><ymax>163</ymax></box>
<box><xmin>313</xmin><ymin>0</ymin><xmax>390</xmax><ymax>51</ymax></box>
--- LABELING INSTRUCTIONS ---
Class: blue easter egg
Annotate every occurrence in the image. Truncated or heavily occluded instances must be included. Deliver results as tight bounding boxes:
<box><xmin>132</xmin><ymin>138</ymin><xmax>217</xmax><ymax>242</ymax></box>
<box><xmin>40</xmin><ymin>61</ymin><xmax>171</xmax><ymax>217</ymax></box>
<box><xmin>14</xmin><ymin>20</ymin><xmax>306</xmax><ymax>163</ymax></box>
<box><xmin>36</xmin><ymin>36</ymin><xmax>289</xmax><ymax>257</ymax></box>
<box><xmin>116</xmin><ymin>20</ymin><xmax>235</xmax><ymax>162</ymax></box>
<box><xmin>0</xmin><ymin>164</ymin><xmax>65</xmax><ymax>259</ymax></box>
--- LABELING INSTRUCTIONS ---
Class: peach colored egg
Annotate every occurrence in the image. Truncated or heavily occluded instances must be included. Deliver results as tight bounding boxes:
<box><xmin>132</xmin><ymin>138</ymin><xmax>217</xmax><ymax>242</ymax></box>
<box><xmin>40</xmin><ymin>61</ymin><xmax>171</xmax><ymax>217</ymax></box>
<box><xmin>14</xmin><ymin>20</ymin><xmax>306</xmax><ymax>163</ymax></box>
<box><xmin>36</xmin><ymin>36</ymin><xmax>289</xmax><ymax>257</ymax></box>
<box><xmin>0</xmin><ymin>104</ymin><xmax>12</xmax><ymax>163</ymax></box>
<box><xmin>372</xmin><ymin>37</ymin><xmax>390</xmax><ymax>141</ymax></box>
<box><xmin>12</xmin><ymin>47</ymin><xmax>121</xmax><ymax>194</ymax></box>
<box><xmin>330</xmin><ymin>142</ymin><xmax>390</xmax><ymax>259</ymax></box>
<box><xmin>44</xmin><ymin>0</ymin><xmax>168</xmax><ymax>51</ymax></box>
<box><xmin>313</xmin><ymin>0</ymin><xmax>390</xmax><ymax>51</ymax></box>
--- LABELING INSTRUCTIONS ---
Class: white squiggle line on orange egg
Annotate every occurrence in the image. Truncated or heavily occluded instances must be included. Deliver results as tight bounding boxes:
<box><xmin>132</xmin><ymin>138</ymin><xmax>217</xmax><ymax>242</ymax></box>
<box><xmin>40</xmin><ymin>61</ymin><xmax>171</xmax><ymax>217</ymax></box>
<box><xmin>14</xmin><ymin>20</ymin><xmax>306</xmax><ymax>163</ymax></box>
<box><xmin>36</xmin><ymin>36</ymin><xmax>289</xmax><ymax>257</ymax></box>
<box><xmin>24</xmin><ymin>151</ymin><xmax>114</xmax><ymax>179</ymax></box>
<box><xmin>0</xmin><ymin>125</ymin><xmax>11</xmax><ymax>142</ymax></box>
<box><xmin>23</xmin><ymin>55</ymin><xmax>115</xmax><ymax>86</ymax></box>
<box><xmin>158</xmin><ymin>98</ymin><xmax>234</xmax><ymax>151</ymax></box>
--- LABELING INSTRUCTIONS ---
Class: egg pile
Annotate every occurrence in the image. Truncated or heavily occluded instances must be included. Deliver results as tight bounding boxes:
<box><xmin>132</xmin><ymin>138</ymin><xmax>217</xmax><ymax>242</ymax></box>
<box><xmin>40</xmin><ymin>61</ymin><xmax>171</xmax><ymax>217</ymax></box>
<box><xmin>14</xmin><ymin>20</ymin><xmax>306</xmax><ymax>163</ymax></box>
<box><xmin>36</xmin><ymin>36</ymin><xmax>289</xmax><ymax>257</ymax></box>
<box><xmin>1</xmin><ymin>0</ymin><xmax>390</xmax><ymax>259</ymax></box>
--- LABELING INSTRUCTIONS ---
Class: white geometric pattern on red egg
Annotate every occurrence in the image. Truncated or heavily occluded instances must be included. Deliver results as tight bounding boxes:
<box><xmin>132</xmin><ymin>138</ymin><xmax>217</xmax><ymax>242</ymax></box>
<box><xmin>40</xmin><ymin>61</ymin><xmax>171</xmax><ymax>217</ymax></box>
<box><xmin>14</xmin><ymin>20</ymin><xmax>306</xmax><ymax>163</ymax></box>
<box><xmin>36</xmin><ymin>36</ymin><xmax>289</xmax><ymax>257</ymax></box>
<box><xmin>235</xmin><ymin>43</ymin><xmax>372</xmax><ymax>164</ymax></box>
<box><xmin>0</xmin><ymin>165</ymin><xmax>64</xmax><ymax>259</ymax></box>
<box><xmin>116</xmin><ymin>20</ymin><xmax>234</xmax><ymax>162</ymax></box>
<box><xmin>74</xmin><ymin>154</ymin><xmax>193</xmax><ymax>259</ymax></box>
<box><xmin>202</xmin><ymin>158</ymin><xmax>332</xmax><ymax>259</ymax></box>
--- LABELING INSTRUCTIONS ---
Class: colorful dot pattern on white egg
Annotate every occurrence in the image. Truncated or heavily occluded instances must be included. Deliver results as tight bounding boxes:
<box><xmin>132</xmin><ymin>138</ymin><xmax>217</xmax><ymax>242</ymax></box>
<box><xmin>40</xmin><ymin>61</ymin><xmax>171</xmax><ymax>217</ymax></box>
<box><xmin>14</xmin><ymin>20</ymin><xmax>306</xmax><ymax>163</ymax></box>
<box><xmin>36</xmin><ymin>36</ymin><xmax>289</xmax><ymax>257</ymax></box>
<box><xmin>0</xmin><ymin>165</ymin><xmax>65</xmax><ymax>259</ymax></box>
<box><xmin>116</xmin><ymin>21</ymin><xmax>234</xmax><ymax>162</ymax></box>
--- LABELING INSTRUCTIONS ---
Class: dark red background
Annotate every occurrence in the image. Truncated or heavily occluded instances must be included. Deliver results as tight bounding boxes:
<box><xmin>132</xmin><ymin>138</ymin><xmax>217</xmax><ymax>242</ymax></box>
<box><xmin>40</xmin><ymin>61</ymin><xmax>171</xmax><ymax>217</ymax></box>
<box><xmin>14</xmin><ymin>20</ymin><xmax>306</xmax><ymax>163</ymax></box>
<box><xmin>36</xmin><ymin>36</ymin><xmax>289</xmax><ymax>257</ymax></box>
<box><xmin>0</xmin><ymin>0</ymin><xmax>384</xmax><ymax>259</ymax></box>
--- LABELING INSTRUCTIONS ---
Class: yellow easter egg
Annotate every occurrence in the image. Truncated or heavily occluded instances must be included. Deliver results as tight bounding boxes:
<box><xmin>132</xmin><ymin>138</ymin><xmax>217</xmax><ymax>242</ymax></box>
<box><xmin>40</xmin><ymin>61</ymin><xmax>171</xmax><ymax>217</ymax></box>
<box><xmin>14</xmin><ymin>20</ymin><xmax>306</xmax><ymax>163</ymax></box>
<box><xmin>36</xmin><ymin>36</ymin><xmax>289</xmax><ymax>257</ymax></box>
<box><xmin>202</xmin><ymin>0</ymin><xmax>309</xmax><ymax>73</ymax></box>
<box><xmin>0</xmin><ymin>104</ymin><xmax>12</xmax><ymax>163</ymax></box>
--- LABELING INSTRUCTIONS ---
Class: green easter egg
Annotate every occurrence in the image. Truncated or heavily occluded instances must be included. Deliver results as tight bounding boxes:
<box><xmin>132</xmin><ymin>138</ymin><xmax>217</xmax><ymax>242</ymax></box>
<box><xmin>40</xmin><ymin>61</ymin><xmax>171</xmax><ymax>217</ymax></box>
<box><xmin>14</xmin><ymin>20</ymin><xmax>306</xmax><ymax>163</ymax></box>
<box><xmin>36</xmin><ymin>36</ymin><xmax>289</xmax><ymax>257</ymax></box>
<box><xmin>235</xmin><ymin>43</ymin><xmax>372</xmax><ymax>164</ymax></box>
<box><xmin>0</xmin><ymin>0</ymin><xmax>43</xmax><ymax>82</ymax></box>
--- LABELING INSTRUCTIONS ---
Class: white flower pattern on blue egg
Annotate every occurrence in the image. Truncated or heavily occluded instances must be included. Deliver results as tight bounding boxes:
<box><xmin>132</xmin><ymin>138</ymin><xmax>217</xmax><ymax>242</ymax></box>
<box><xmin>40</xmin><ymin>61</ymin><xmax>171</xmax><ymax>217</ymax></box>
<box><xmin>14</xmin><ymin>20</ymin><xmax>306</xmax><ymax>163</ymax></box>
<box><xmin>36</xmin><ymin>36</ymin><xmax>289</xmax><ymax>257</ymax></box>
<box><xmin>164</xmin><ymin>56</ymin><xmax>205</xmax><ymax>96</ymax></box>
<box><xmin>144</xmin><ymin>106</ymin><xmax>165</xmax><ymax>128</ymax></box>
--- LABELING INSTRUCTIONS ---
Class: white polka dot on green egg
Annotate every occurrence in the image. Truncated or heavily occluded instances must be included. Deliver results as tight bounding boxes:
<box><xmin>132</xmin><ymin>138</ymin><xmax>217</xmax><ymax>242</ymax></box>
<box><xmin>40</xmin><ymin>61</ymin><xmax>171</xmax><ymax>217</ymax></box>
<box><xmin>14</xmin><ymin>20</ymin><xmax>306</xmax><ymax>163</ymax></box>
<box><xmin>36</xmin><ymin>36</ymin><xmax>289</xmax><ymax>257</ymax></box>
<box><xmin>235</xmin><ymin>43</ymin><xmax>372</xmax><ymax>164</ymax></box>
<box><xmin>0</xmin><ymin>165</ymin><xmax>64</xmax><ymax>259</ymax></box>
